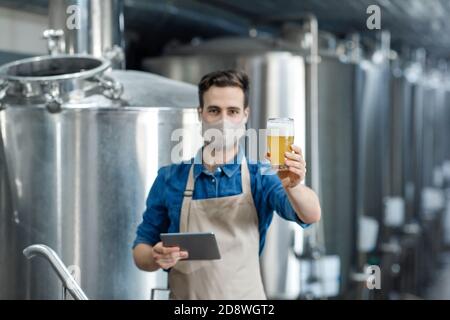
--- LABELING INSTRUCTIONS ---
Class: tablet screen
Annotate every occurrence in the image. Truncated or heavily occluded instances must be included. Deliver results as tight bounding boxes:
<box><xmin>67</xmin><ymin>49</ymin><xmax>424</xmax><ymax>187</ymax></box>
<box><xmin>160</xmin><ymin>232</ymin><xmax>221</xmax><ymax>260</ymax></box>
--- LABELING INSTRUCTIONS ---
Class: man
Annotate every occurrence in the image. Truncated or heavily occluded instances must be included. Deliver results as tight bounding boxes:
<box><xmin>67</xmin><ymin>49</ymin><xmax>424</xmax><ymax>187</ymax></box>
<box><xmin>133</xmin><ymin>70</ymin><xmax>321</xmax><ymax>299</ymax></box>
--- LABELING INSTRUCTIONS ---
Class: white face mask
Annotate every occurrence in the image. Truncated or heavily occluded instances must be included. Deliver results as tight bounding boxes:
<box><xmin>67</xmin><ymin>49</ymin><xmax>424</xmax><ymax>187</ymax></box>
<box><xmin>202</xmin><ymin>118</ymin><xmax>246</xmax><ymax>150</ymax></box>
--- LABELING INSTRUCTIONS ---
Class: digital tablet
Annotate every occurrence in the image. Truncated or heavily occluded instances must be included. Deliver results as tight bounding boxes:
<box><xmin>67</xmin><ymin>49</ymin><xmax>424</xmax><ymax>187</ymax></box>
<box><xmin>160</xmin><ymin>232</ymin><xmax>221</xmax><ymax>260</ymax></box>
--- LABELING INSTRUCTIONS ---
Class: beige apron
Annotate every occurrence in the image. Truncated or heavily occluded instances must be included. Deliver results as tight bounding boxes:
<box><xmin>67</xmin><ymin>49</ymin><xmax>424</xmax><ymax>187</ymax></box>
<box><xmin>168</xmin><ymin>157</ymin><xmax>267</xmax><ymax>300</ymax></box>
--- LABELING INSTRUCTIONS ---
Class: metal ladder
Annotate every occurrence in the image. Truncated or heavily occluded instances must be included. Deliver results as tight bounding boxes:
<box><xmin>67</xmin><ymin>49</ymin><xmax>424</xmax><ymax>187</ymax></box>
<box><xmin>23</xmin><ymin>244</ymin><xmax>88</xmax><ymax>300</ymax></box>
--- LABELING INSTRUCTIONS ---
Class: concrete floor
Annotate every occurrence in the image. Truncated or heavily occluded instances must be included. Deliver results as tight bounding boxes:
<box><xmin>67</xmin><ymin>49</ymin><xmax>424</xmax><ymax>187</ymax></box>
<box><xmin>424</xmin><ymin>250</ymin><xmax>450</xmax><ymax>300</ymax></box>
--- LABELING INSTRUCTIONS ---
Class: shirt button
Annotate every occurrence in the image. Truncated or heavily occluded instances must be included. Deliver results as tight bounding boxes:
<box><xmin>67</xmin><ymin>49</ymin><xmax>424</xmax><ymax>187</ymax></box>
<box><xmin>212</xmin><ymin>178</ymin><xmax>215</xmax><ymax>183</ymax></box>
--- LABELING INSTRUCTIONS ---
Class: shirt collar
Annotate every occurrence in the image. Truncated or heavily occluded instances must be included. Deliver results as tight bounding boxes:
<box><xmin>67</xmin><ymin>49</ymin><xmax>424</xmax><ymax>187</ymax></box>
<box><xmin>193</xmin><ymin>146</ymin><xmax>244</xmax><ymax>179</ymax></box>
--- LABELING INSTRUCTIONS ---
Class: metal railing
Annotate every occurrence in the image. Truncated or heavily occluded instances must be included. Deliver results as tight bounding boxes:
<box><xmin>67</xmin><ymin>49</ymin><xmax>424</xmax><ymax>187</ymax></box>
<box><xmin>23</xmin><ymin>244</ymin><xmax>88</xmax><ymax>300</ymax></box>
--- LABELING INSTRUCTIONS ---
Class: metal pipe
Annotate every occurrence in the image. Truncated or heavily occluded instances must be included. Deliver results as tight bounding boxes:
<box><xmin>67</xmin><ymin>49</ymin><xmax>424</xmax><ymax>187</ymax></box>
<box><xmin>304</xmin><ymin>14</ymin><xmax>321</xmax><ymax>200</ymax></box>
<box><xmin>48</xmin><ymin>0</ymin><xmax>125</xmax><ymax>68</ymax></box>
<box><xmin>23</xmin><ymin>244</ymin><xmax>88</xmax><ymax>300</ymax></box>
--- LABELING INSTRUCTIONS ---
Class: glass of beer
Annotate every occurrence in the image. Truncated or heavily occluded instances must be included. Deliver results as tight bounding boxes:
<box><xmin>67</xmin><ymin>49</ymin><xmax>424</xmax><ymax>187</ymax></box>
<box><xmin>266</xmin><ymin>118</ymin><xmax>294</xmax><ymax>171</ymax></box>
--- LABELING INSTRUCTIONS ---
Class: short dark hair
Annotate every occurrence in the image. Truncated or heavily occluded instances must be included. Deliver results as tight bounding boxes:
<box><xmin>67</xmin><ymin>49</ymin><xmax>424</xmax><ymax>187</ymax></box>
<box><xmin>198</xmin><ymin>69</ymin><xmax>249</xmax><ymax>108</ymax></box>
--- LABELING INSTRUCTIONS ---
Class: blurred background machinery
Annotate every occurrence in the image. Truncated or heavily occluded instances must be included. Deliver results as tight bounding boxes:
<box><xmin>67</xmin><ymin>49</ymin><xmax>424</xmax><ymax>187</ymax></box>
<box><xmin>1</xmin><ymin>0</ymin><xmax>450</xmax><ymax>300</ymax></box>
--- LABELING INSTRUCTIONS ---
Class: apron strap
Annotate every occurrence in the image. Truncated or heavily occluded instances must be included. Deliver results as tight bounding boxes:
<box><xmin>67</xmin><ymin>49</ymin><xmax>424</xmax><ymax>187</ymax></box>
<box><xmin>240</xmin><ymin>156</ymin><xmax>251</xmax><ymax>195</ymax></box>
<box><xmin>183</xmin><ymin>164</ymin><xmax>195</xmax><ymax>197</ymax></box>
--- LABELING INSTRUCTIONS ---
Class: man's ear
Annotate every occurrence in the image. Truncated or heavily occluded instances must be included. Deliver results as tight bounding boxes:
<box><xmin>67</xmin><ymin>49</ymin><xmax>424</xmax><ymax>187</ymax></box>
<box><xmin>243</xmin><ymin>106</ymin><xmax>250</xmax><ymax>124</ymax></box>
<box><xmin>197</xmin><ymin>106</ymin><xmax>202</xmax><ymax>122</ymax></box>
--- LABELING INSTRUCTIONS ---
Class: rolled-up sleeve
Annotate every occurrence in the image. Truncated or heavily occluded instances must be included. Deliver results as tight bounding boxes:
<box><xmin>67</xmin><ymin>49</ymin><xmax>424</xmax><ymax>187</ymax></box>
<box><xmin>132</xmin><ymin>167</ymin><xmax>170</xmax><ymax>248</ymax></box>
<box><xmin>260</xmin><ymin>165</ymin><xmax>310</xmax><ymax>228</ymax></box>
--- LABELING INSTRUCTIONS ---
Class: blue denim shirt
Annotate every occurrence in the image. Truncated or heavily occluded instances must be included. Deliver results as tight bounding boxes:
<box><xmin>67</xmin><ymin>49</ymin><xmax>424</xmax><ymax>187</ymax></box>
<box><xmin>133</xmin><ymin>148</ymin><xmax>310</xmax><ymax>254</ymax></box>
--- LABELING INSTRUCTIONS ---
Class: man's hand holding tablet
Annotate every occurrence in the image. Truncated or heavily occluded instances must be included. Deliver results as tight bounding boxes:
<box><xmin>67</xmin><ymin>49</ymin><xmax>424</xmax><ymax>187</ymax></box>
<box><xmin>161</xmin><ymin>232</ymin><xmax>221</xmax><ymax>261</ymax></box>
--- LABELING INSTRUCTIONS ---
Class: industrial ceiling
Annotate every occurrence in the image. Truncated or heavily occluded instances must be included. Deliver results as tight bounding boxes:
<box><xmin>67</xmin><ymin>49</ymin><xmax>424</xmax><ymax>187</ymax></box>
<box><xmin>1</xmin><ymin>0</ymin><xmax>449</xmax><ymax>60</ymax></box>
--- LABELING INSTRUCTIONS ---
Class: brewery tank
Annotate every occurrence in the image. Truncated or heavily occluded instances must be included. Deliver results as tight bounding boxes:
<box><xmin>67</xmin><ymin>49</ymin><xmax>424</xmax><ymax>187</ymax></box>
<box><xmin>0</xmin><ymin>54</ymin><xmax>201</xmax><ymax>299</ymax></box>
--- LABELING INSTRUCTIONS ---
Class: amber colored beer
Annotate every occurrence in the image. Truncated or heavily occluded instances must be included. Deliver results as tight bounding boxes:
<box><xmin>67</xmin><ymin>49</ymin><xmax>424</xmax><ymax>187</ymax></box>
<box><xmin>266</xmin><ymin>118</ymin><xmax>294</xmax><ymax>170</ymax></box>
<box><xmin>267</xmin><ymin>136</ymin><xmax>294</xmax><ymax>169</ymax></box>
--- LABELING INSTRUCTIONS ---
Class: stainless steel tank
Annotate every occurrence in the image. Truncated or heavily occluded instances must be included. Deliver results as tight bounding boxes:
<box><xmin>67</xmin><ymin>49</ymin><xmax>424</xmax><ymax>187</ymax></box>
<box><xmin>409</xmin><ymin>72</ymin><xmax>426</xmax><ymax>219</ymax></box>
<box><xmin>421</xmin><ymin>71</ymin><xmax>449</xmax><ymax>191</ymax></box>
<box><xmin>354</xmin><ymin>59</ymin><xmax>391</xmax><ymax>225</ymax></box>
<box><xmin>384</xmin><ymin>53</ymin><xmax>450</xmax><ymax>297</ymax></box>
<box><xmin>408</xmin><ymin>67</ymin><xmax>448</xmax><ymax>218</ymax></box>
<box><xmin>0</xmin><ymin>126</ymin><xmax>15</xmax><ymax>297</ymax></box>
<box><xmin>0</xmin><ymin>54</ymin><xmax>201</xmax><ymax>299</ymax></box>
<box><xmin>316</xmin><ymin>54</ymin><xmax>358</xmax><ymax>297</ymax></box>
<box><xmin>388</xmin><ymin>62</ymin><xmax>415</xmax><ymax>220</ymax></box>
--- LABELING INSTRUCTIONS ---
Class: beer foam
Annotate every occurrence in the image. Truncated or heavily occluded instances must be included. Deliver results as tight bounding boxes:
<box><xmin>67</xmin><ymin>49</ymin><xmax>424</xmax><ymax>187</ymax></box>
<box><xmin>267</xmin><ymin>118</ymin><xmax>294</xmax><ymax>136</ymax></box>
